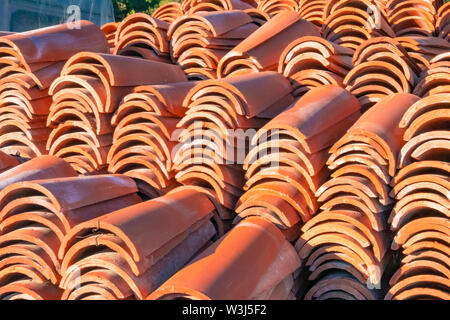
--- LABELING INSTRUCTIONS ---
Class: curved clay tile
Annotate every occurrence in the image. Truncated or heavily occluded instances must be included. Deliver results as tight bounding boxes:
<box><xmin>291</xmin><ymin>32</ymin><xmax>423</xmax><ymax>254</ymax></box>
<box><xmin>217</xmin><ymin>12</ymin><xmax>319</xmax><ymax>77</ymax></box>
<box><xmin>173</xmin><ymin>72</ymin><xmax>292</xmax><ymax>211</ymax></box>
<box><xmin>0</xmin><ymin>176</ymin><xmax>141</xmax><ymax>289</ymax></box>
<box><xmin>0</xmin><ymin>175</ymin><xmax>141</xmax><ymax>234</ymax></box>
<box><xmin>48</xmin><ymin>53</ymin><xmax>186</xmax><ymax>173</ymax></box>
<box><xmin>0</xmin><ymin>151</ymin><xmax>19</xmax><ymax>173</ymax></box>
<box><xmin>294</xmin><ymin>93</ymin><xmax>423</xmax><ymax>298</ymax></box>
<box><xmin>398</xmin><ymin>131</ymin><xmax>449</xmax><ymax>167</ymax></box>
<box><xmin>113</xmin><ymin>13</ymin><xmax>170</xmax><ymax>62</ymax></box>
<box><xmin>107</xmin><ymin>86</ymin><xmax>188</xmax><ymax>197</ymax></box>
<box><xmin>59</xmin><ymin>189</ymin><xmax>218</xmax><ymax>300</ymax></box>
<box><xmin>0</xmin><ymin>21</ymin><xmax>108</xmax><ymax>69</ymax></box>
<box><xmin>254</xmin><ymin>85</ymin><xmax>360</xmax><ymax>153</ymax></box>
<box><xmin>344</xmin><ymin>94</ymin><xmax>421</xmax><ymax>176</ymax></box>
<box><xmin>101</xmin><ymin>22</ymin><xmax>119</xmax><ymax>50</ymax></box>
<box><xmin>322</xmin><ymin>0</ymin><xmax>395</xmax><ymax>50</ymax></box>
<box><xmin>391</xmin><ymin>173</ymin><xmax>449</xmax><ymax>203</ymax></box>
<box><xmin>390</xmin><ymin>259</ymin><xmax>450</xmax><ymax>286</ymax></box>
<box><xmin>0</xmin><ymin>156</ymin><xmax>76</xmax><ymax>192</ymax></box>
<box><xmin>385</xmin><ymin>274</ymin><xmax>450</xmax><ymax>300</ymax></box>
<box><xmin>392</xmin><ymin>160</ymin><xmax>449</xmax><ymax>186</ymax></box>
<box><xmin>148</xmin><ymin>217</ymin><xmax>300</xmax><ymax>300</ymax></box>
<box><xmin>413</xmin><ymin>69</ymin><xmax>450</xmax><ymax>97</ymax></box>
<box><xmin>303</xmin><ymin>273</ymin><xmax>376</xmax><ymax>300</ymax></box>
<box><xmin>168</xmin><ymin>10</ymin><xmax>256</xmax><ymax>78</ymax></box>
<box><xmin>436</xmin><ymin>1</ymin><xmax>450</xmax><ymax>39</ymax></box>
<box><xmin>298</xmin><ymin>0</ymin><xmax>327</xmax><ymax>27</ymax></box>
<box><xmin>278</xmin><ymin>36</ymin><xmax>353</xmax><ymax>96</ymax></box>
<box><xmin>152</xmin><ymin>2</ymin><xmax>184</xmax><ymax>24</ymax></box>
<box><xmin>185</xmin><ymin>0</ymin><xmax>255</xmax><ymax>14</ymax></box>
<box><xmin>386</xmin><ymin>0</ymin><xmax>437</xmax><ymax>37</ymax></box>
<box><xmin>397</xmin><ymin>36</ymin><xmax>450</xmax><ymax>70</ymax></box>
<box><xmin>244</xmin><ymin>8</ymin><xmax>271</xmax><ymax>26</ymax></box>
<box><xmin>0</xmin><ymin>280</ymin><xmax>63</xmax><ymax>300</ymax></box>
<box><xmin>0</xmin><ymin>22</ymin><xmax>110</xmax><ymax>159</ymax></box>
<box><xmin>237</xmin><ymin>86</ymin><xmax>360</xmax><ymax>228</ymax></box>
<box><xmin>257</xmin><ymin>0</ymin><xmax>299</xmax><ymax>16</ymax></box>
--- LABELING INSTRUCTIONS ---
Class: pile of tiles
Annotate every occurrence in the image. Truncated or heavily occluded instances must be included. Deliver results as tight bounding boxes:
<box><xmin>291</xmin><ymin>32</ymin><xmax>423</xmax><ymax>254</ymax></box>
<box><xmin>47</xmin><ymin>52</ymin><xmax>186</xmax><ymax>174</ymax></box>
<box><xmin>256</xmin><ymin>0</ymin><xmax>298</xmax><ymax>16</ymax></box>
<box><xmin>58</xmin><ymin>188</ymin><xmax>220</xmax><ymax>300</ymax></box>
<box><xmin>0</xmin><ymin>0</ymin><xmax>449</xmax><ymax>300</ymax></box>
<box><xmin>0</xmin><ymin>21</ymin><xmax>109</xmax><ymax>159</ymax></box>
<box><xmin>278</xmin><ymin>36</ymin><xmax>354</xmax><ymax>97</ymax></box>
<box><xmin>298</xmin><ymin>0</ymin><xmax>327</xmax><ymax>27</ymax></box>
<box><xmin>0</xmin><ymin>157</ymin><xmax>143</xmax><ymax>298</ymax></box>
<box><xmin>295</xmin><ymin>94</ymin><xmax>421</xmax><ymax>300</ymax></box>
<box><xmin>237</xmin><ymin>85</ymin><xmax>361</xmax><ymax>240</ymax></box>
<box><xmin>168</xmin><ymin>10</ymin><xmax>260</xmax><ymax>79</ymax></box>
<box><xmin>107</xmin><ymin>81</ymin><xmax>198</xmax><ymax>198</ymax></box>
<box><xmin>182</xmin><ymin>0</ymin><xmax>256</xmax><ymax>13</ymax></box>
<box><xmin>217</xmin><ymin>11</ymin><xmax>320</xmax><ymax>77</ymax></box>
<box><xmin>396</xmin><ymin>36</ymin><xmax>450</xmax><ymax>70</ymax></box>
<box><xmin>386</xmin><ymin>93</ymin><xmax>449</xmax><ymax>300</ymax></box>
<box><xmin>385</xmin><ymin>0</ymin><xmax>441</xmax><ymax>37</ymax></box>
<box><xmin>173</xmin><ymin>72</ymin><xmax>294</xmax><ymax>221</ymax></box>
<box><xmin>101</xmin><ymin>22</ymin><xmax>119</xmax><ymax>50</ymax></box>
<box><xmin>149</xmin><ymin>216</ymin><xmax>300</xmax><ymax>300</ymax></box>
<box><xmin>112</xmin><ymin>14</ymin><xmax>171</xmax><ymax>63</ymax></box>
<box><xmin>321</xmin><ymin>0</ymin><xmax>395</xmax><ymax>51</ymax></box>
<box><xmin>344</xmin><ymin>37</ymin><xmax>422</xmax><ymax>110</ymax></box>
<box><xmin>413</xmin><ymin>51</ymin><xmax>450</xmax><ymax>97</ymax></box>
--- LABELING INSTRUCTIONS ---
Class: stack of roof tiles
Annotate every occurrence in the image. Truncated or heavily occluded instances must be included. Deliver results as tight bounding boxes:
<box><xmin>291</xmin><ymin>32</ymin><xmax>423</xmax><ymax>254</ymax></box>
<box><xmin>386</xmin><ymin>93</ymin><xmax>449</xmax><ymax>300</ymax></box>
<box><xmin>298</xmin><ymin>0</ymin><xmax>327</xmax><ymax>27</ymax></box>
<box><xmin>0</xmin><ymin>21</ymin><xmax>109</xmax><ymax>159</ymax></box>
<box><xmin>0</xmin><ymin>157</ymin><xmax>145</xmax><ymax>298</ymax></box>
<box><xmin>344</xmin><ymin>37</ymin><xmax>421</xmax><ymax>110</ymax></box>
<box><xmin>168</xmin><ymin>10</ymin><xmax>260</xmax><ymax>79</ymax></box>
<box><xmin>0</xmin><ymin>0</ymin><xmax>449</xmax><ymax>300</ymax></box>
<box><xmin>101</xmin><ymin>22</ymin><xmax>119</xmax><ymax>50</ymax></box>
<box><xmin>385</xmin><ymin>0</ymin><xmax>441</xmax><ymax>38</ymax></box>
<box><xmin>396</xmin><ymin>36</ymin><xmax>450</xmax><ymax>70</ymax></box>
<box><xmin>413</xmin><ymin>51</ymin><xmax>450</xmax><ymax>97</ymax></box>
<box><xmin>47</xmin><ymin>52</ymin><xmax>186</xmax><ymax>174</ymax></box>
<box><xmin>279</xmin><ymin>36</ymin><xmax>354</xmax><ymax>97</ymax></box>
<box><xmin>295</xmin><ymin>94</ymin><xmax>420</xmax><ymax>300</ymax></box>
<box><xmin>237</xmin><ymin>85</ymin><xmax>361</xmax><ymax>241</ymax></box>
<box><xmin>152</xmin><ymin>2</ymin><xmax>184</xmax><ymax>23</ymax></box>
<box><xmin>217</xmin><ymin>11</ymin><xmax>320</xmax><ymax>77</ymax></box>
<box><xmin>321</xmin><ymin>0</ymin><xmax>395</xmax><ymax>51</ymax></box>
<box><xmin>256</xmin><ymin>0</ymin><xmax>298</xmax><ymax>16</ymax></box>
<box><xmin>58</xmin><ymin>188</ymin><xmax>220</xmax><ymax>300</ymax></box>
<box><xmin>173</xmin><ymin>72</ymin><xmax>294</xmax><ymax>220</ymax></box>
<box><xmin>107</xmin><ymin>81</ymin><xmax>198</xmax><ymax>198</ymax></box>
<box><xmin>112</xmin><ymin>13</ymin><xmax>171</xmax><ymax>63</ymax></box>
<box><xmin>149</xmin><ymin>216</ymin><xmax>300</xmax><ymax>300</ymax></box>
<box><xmin>182</xmin><ymin>0</ymin><xmax>256</xmax><ymax>13</ymax></box>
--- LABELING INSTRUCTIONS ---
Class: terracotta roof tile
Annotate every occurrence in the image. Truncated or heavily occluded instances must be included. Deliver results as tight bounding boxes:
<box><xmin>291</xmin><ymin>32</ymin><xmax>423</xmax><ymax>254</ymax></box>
<box><xmin>152</xmin><ymin>2</ymin><xmax>184</xmax><ymax>24</ymax></box>
<box><xmin>148</xmin><ymin>217</ymin><xmax>300</xmax><ymax>300</ymax></box>
<box><xmin>0</xmin><ymin>0</ymin><xmax>448</xmax><ymax>300</ymax></box>
<box><xmin>113</xmin><ymin>13</ymin><xmax>170</xmax><ymax>63</ymax></box>
<box><xmin>217</xmin><ymin>12</ymin><xmax>320</xmax><ymax>77</ymax></box>
<box><xmin>59</xmin><ymin>189</ymin><xmax>218</xmax><ymax>300</ymax></box>
<box><xmin>386</xmin><ymin>91</ymin><xmax>449</xmax><ymax>300</ymax></box>
<box><xmin>168</xmin><ymin>10</ymin><xmax>258</xmax><ymax>79</ymax></box>
<box><xmin>238</xmin><ymin>85</ymin><xmax>360</xmax><ymax>233</ymax></box>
